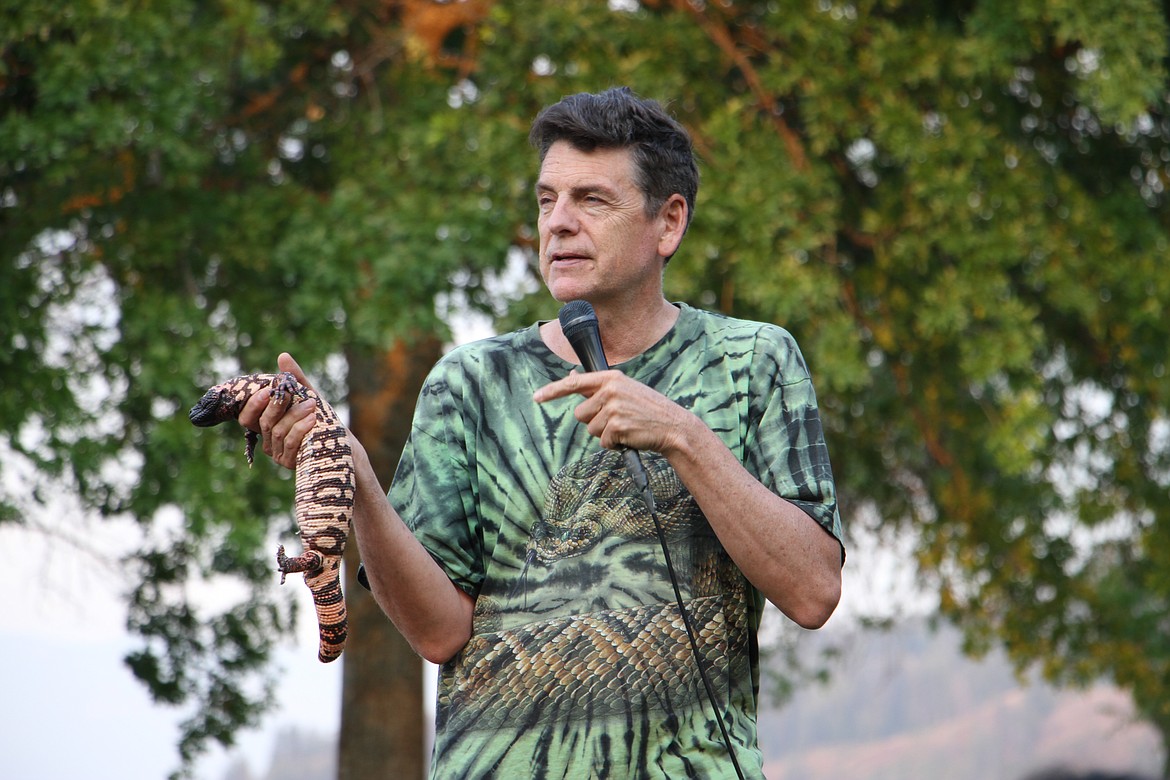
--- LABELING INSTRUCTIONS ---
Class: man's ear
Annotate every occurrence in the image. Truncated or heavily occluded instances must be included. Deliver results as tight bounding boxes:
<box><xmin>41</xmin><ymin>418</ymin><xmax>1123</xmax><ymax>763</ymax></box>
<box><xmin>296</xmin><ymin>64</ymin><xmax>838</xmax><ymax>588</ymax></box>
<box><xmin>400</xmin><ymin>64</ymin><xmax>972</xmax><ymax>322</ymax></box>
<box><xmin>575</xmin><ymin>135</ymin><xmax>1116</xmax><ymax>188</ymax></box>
<box><xmin>657</xmin><ymin>193</ymin><xmax>689</xmax><ymax>259</ymax></box>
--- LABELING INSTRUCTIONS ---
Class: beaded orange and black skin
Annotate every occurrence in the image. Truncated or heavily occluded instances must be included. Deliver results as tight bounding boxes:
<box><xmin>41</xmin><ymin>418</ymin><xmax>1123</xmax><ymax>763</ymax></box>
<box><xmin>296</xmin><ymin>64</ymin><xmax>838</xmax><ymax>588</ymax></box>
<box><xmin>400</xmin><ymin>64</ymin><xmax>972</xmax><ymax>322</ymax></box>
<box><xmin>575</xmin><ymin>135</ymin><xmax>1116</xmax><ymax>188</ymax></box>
<box><xmin>190</xmin><ymin>371</ymin><xmax>354</xmax><ymax>663</ymax></box>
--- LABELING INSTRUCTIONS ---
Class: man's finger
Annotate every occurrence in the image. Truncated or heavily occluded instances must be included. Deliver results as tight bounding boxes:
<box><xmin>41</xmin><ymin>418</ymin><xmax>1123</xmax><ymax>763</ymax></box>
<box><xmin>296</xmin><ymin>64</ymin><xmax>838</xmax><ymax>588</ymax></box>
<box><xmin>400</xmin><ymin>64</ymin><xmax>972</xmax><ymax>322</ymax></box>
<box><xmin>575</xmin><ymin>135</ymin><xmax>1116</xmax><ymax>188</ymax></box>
<box><xmin>278</xmin><ymin>352</ymin><xmax>315</xmax><ymax>392</ymax></box>
<box><xmin>265</xmin><ymin>400</ymin><xmax>314</xmax><ymax>467</ymax></box>
<box><xmin>533</xmin><ymin>370</ymin><xmax>602</xmax><ymax>403</ymax></box>
<box><xmin>239</xmin><ymin>387</ymin><xmax>270</xmax><ymax>432</ymax></box>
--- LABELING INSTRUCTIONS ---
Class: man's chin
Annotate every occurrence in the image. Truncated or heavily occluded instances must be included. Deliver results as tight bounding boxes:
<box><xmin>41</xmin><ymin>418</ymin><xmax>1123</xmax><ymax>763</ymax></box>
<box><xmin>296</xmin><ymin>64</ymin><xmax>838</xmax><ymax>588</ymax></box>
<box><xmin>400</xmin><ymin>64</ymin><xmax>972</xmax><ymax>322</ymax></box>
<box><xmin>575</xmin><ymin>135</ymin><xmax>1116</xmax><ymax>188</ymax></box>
<box><xmin>547</xmin><ymin>278</ymin><xmax>593</xmax><ymax>303</ymax></box>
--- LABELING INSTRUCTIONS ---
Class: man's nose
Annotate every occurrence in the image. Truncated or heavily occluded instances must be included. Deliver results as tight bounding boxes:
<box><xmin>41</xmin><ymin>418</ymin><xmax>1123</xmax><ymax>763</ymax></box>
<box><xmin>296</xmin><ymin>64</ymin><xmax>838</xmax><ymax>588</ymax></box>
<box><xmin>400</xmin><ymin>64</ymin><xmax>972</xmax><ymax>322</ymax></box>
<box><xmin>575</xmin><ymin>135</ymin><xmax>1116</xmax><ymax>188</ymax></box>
<box><xmin>545</xmin><ymin>197</ymin><xmax>579</xmax><ymax>234</ymax></box>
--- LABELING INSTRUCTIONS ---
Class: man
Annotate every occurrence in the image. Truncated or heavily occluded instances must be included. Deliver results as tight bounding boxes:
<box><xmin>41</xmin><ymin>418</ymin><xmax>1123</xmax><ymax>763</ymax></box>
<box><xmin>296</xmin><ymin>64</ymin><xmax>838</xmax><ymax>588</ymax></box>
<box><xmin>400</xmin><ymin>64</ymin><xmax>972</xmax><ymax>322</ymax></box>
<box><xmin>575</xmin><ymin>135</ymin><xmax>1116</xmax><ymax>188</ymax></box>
<box><xmin>244</xmin><ymin>87</ymin><xmax>844</xmax><ymax>779</ymax></box>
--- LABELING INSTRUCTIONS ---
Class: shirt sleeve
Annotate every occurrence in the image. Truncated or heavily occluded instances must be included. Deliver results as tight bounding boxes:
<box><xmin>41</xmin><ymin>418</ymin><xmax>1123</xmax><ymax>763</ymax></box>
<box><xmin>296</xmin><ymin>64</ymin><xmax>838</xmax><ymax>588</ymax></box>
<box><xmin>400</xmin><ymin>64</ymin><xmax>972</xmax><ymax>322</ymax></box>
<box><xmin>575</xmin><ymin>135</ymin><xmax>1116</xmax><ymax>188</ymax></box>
<box><xmin>388</xmin><ymin>356</ymin><xmax>486</xmax><ymax>597</ymax></box>
<box><xmin>744</xmin><ymin>325</ymin><xmax>845</xmax><ymax>557</ymax></box>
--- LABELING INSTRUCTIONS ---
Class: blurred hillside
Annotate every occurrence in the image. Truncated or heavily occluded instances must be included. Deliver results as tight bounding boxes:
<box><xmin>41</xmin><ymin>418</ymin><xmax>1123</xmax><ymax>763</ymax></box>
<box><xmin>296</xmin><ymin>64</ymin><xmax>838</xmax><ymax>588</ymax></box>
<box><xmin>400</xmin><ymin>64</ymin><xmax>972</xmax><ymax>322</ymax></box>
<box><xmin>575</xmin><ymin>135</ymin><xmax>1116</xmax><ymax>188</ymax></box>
<box><xmin>760</xmin><ymin>619</ymin><xmax>1162</xmax><ymax>780</ymax></box>
<box><xmin>221</xmin><ymin>728</ymin><xmax>336</xmax><ymax>780</ymax></box>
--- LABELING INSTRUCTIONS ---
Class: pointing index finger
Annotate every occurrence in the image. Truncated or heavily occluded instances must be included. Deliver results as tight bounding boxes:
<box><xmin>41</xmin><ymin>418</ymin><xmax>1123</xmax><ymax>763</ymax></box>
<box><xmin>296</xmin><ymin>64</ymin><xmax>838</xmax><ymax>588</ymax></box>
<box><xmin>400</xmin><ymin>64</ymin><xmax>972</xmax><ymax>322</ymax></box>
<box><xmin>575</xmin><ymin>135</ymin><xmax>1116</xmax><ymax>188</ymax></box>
<box><xmin>533</xmin><ymin>370</ymin><xmax>596</xmax><ymax>403</ymax></box>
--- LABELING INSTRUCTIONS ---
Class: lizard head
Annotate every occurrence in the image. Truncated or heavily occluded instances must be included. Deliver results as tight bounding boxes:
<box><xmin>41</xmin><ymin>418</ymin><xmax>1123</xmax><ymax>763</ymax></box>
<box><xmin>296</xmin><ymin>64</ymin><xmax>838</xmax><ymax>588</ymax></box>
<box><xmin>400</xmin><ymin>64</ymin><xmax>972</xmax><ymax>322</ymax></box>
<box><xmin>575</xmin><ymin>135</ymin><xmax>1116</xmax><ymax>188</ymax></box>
<box><xmin>188</xmin><ymin>384</ymin><xmax>245</xmax><ymax>427</ymax></box>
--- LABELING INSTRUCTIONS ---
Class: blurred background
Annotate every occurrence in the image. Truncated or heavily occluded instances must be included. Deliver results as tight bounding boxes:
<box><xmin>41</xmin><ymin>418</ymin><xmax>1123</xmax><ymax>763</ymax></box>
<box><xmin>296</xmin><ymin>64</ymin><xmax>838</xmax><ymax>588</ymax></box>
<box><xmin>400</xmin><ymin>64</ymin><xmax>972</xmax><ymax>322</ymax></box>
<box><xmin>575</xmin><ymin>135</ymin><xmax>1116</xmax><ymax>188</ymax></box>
<box><xmin>3</xmin><ymin>1</ymin><xmax>1169</xmax><ymax>778</ymax></box>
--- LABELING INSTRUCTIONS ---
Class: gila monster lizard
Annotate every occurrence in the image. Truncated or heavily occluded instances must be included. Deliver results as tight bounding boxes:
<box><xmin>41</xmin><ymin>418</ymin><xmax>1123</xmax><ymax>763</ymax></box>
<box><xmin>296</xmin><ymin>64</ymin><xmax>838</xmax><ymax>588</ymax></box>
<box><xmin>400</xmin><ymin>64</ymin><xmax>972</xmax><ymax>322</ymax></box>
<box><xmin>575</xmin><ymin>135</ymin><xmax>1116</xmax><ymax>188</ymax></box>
<box><xmin>189</xmin><ymin>372</ymin><xmax>353</xmax><ymax>663</ymax></box>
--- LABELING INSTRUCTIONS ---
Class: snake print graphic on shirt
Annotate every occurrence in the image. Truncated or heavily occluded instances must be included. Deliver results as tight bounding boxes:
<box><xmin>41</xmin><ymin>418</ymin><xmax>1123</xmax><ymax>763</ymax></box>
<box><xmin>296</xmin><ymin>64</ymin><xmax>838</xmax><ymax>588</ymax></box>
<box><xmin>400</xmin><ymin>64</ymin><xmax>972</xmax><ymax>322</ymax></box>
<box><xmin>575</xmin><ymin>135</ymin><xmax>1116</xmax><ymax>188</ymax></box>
<box><xmin>439</xmin><ymin>449</ymin><xmax>751</xmax><ymax>735</ymax></box>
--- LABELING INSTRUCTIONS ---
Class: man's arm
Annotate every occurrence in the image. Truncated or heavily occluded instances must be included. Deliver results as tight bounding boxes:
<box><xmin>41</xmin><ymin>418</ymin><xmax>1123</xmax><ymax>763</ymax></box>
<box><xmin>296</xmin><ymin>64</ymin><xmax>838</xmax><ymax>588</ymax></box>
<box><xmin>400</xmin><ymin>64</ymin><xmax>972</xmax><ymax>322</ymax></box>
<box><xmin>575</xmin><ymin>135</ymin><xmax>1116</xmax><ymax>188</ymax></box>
<box><xmin>241</xmin><ymin>353</ymin><xmax>473</xmax><ymax>663</ymax></box>
<box><xmin>346</xmin><ymin>438</ymin><xmax>475</xmax><ymax>662</ymax></box>
<box><xmin>534</xmin><ymin>369</ymin><xmax>842</xmax><ymax>628</ymax></box>
<box><xmin>652</xmin><ymin>415</ymin><xmax>841</xmax><ymax>628</ymax></box>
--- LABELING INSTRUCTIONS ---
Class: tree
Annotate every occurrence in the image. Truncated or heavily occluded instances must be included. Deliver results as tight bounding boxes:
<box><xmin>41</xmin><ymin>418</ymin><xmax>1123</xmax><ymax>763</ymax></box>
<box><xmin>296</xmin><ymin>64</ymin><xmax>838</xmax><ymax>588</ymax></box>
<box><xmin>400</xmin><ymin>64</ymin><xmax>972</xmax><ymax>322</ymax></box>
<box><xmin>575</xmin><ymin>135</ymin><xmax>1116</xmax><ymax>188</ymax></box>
<box><xmin>5</xmin><ymin>0</ymin><xmax>1170</xmax><ymax>777</ymax></box>
<box><xmin>2</xmin><ymin>1</ymin><xmax>526</xmax><ymax>776</ymax></box>
<box><xmin>638</xmin><ymin>0</ymin><xmax>1170</xmax><ymax>769</ymax></box>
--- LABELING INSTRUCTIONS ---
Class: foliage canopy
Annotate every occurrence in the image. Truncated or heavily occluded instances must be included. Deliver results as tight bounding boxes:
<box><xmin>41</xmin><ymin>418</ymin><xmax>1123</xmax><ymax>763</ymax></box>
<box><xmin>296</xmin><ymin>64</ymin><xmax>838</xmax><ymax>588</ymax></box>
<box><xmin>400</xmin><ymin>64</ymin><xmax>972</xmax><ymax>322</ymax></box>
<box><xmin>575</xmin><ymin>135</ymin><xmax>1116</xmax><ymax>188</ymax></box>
<box><xmin>4</xmin><ymin>0</ymin><xmax>1170</xmax><ymax>774</ymax></box>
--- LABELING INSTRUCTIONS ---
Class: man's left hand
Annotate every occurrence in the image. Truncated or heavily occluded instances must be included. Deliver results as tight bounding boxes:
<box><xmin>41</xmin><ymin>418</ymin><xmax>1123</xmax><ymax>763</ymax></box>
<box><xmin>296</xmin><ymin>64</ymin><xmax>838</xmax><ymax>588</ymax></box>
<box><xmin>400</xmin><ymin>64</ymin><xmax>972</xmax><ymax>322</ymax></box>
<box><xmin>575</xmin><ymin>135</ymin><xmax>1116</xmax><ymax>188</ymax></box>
<box><xmin>534</xmin><ymin>369</ymin><xmax>693</xmax><ymax>454</ymax></box>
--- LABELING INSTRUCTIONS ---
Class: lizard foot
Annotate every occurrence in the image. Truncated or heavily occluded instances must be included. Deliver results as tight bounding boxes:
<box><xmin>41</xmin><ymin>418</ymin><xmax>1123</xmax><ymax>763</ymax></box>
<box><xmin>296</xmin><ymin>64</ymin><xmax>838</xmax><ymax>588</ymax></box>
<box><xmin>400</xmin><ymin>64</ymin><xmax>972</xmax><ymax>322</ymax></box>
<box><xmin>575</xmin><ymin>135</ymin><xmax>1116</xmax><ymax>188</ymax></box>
<box><xmin>276</xmin><ymin>544</ymin><xmax>325</xmax><ymax>584</ymax></box>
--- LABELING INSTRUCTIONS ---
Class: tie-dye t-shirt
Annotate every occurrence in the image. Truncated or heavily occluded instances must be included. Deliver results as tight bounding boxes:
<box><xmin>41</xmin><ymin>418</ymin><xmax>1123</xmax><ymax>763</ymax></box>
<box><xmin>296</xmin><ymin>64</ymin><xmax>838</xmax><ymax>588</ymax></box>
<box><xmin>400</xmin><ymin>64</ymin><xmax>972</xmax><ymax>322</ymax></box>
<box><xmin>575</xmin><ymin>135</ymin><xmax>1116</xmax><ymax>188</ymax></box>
<box><xmin>389</xmin><ymin>303</ymin><xmax>843</xmax><ymax>779</ymax></box>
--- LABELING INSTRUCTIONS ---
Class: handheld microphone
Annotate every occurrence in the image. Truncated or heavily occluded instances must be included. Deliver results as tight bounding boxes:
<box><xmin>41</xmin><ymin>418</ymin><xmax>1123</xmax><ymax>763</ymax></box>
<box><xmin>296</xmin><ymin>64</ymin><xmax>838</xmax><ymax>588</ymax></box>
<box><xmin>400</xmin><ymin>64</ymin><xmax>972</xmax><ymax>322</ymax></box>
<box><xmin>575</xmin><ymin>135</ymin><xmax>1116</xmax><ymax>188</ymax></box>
<box><xmin>557</xmin><ymin>300</ymin><xmax>655</xmax><ymax>512</ymax></box>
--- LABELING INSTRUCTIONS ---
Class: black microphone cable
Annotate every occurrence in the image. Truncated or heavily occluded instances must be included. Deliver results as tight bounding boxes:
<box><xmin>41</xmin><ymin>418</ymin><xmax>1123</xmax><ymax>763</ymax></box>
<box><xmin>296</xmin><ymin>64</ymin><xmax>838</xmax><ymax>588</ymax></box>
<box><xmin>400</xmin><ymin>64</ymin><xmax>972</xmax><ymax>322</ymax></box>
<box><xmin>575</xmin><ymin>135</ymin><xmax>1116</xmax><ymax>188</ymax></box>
<box><xmin>558</xmin><ymin>300</ymin><xmax>747</xmax><ymax>780</ymax></box>
<box><xmin>636</xmin><ymin>471</ymin><xmax>747</xmax><ymax>780</ymax></box>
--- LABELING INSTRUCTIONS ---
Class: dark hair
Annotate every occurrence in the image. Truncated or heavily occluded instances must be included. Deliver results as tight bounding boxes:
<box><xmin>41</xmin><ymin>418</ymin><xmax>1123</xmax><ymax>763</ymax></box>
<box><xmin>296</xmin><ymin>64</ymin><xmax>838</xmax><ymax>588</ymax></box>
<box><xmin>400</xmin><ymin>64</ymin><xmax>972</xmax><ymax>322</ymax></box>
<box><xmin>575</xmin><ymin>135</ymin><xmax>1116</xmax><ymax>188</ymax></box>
<box><xmin>529</xmin><ymin>87</ymin><xmax>699</xmax><ymax>235</ymax></box>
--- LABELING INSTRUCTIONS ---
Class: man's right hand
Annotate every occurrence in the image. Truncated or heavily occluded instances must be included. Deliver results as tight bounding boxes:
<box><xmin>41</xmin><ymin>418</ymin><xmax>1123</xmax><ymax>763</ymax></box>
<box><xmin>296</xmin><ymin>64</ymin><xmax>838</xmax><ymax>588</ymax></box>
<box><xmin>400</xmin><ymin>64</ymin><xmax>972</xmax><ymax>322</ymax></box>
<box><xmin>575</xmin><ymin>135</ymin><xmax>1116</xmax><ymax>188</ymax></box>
<box><xmin>237</xmin><ymin>352</ymin><xmax>319</xmax><ymax>470</ymax></box>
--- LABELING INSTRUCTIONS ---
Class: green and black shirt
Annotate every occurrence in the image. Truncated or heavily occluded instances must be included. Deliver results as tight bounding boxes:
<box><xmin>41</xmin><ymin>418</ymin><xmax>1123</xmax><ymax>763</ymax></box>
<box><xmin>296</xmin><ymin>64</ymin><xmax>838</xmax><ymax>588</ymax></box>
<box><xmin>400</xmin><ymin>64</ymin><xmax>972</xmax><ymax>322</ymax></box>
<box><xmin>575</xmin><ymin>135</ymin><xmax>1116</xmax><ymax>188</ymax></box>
<box><xmin>389</xmin><ymin>302</ymin><xmax>844</xmax><ymax>779</ymax></box>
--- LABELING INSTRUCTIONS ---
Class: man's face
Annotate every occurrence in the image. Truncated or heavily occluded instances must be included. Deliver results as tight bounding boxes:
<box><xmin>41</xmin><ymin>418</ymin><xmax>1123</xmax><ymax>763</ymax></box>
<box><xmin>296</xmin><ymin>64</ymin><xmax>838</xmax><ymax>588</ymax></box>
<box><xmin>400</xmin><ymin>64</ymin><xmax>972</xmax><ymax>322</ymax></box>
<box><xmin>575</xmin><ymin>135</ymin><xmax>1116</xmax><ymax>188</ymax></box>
<box><xmin>535</xmin><ymin>141</ymin><xmax>668</xmax><ymax>306</ymax></box>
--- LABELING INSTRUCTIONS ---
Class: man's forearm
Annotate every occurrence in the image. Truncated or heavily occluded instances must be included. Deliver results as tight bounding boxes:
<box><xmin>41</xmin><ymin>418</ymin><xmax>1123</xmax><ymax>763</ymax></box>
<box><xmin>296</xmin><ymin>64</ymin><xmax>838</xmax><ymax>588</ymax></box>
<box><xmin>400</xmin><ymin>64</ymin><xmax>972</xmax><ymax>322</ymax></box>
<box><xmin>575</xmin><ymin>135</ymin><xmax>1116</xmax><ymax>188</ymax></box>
<box><xmin>348</xmin><ymin>437</ymin><xmax>474</xmax><ymax>664</ymax></box>
<box><xmin>663</xmin><ymin>416</ymin><xmax>842</xmax><ymax>629</ymax></box>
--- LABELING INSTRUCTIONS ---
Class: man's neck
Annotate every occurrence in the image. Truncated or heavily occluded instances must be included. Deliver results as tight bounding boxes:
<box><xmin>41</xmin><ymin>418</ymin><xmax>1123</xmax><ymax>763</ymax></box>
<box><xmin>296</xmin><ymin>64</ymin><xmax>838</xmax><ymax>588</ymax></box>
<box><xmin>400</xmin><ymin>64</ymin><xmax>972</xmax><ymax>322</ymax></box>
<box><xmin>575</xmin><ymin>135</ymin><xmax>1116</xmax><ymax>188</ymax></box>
<box><xmin>542</xmin><ymin>297</ymin><xmax>680</xmax><ymax>367</ymax></box>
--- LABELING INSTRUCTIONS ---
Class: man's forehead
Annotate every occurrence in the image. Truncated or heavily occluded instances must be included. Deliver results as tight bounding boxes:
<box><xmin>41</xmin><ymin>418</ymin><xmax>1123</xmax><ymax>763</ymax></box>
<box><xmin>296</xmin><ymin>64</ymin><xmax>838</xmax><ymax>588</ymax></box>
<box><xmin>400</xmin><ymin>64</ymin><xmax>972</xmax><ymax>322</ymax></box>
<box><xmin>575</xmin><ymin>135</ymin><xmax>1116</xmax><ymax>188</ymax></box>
<box><xmin>537</xmin><ymin>141</ymin><xmax>637</xmax><ymax>189</ymax></box>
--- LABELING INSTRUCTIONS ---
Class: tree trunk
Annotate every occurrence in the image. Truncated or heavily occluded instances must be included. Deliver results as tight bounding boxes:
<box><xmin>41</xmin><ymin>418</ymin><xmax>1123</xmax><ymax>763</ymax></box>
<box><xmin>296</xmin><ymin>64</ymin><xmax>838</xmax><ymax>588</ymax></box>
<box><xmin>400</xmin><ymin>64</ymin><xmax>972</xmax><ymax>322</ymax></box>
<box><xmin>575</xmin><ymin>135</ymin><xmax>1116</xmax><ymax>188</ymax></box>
<box><xmin>338</xmin><ymin>336</ymin><xmax>444</xmax><ymax>780</ymax></box>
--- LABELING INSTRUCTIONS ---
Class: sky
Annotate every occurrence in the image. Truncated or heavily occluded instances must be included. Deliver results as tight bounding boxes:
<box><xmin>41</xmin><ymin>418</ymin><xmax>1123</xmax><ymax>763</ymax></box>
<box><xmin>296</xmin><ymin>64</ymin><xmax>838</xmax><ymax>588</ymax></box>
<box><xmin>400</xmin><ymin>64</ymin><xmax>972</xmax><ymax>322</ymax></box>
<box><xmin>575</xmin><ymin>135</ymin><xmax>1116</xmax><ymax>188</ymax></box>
<box><xmin>1</xmin><ymin>496</ymin><xmax>349</xmax><ymax>780</ymax></box>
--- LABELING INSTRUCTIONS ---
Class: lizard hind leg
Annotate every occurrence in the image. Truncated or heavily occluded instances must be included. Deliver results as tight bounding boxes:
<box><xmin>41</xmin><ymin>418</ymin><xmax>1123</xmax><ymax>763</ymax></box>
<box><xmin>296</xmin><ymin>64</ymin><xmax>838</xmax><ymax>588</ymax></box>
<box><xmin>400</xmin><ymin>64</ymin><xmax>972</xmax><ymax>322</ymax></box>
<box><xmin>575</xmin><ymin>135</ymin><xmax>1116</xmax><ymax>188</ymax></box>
<box><xmin>276</xmin><ymin>544</ymin><xmax>325</xmax><ymax>585</ymax></box>
<box><xmin>245</xmin><ymin>429</ymin><xmax>260</xmax><ymax>467</ymax></box>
